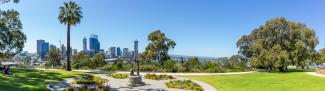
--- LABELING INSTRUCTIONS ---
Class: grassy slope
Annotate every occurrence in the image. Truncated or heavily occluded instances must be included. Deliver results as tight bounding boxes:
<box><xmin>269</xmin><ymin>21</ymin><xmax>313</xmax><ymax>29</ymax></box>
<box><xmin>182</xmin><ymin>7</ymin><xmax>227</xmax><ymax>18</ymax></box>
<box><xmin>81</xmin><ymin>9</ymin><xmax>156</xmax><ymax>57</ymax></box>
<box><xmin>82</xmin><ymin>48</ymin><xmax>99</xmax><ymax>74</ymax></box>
<box><xmin>0</xmin><ymin>69</ymin><xmax>86</xmax><ymax>91</ymax></box>
<box><xmin>181</xmin><ymin>72</ymin><xmax>325</xmax><ymax>91</ymax></box>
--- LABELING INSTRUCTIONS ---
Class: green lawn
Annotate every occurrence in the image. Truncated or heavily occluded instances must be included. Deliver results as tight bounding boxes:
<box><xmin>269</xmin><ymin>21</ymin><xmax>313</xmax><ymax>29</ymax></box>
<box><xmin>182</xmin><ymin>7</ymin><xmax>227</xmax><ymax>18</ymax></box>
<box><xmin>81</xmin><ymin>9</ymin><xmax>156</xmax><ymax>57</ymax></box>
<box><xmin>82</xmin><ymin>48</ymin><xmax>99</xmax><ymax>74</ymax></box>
<box><xmin>0</xmin><ymin>69</ymin><xmax>87</xmax><ymax>91</ymax></box>
<box><xmin>181</xmin><ymin>72</ymin><xmax>325</xmax><ymax>91</ymax></box>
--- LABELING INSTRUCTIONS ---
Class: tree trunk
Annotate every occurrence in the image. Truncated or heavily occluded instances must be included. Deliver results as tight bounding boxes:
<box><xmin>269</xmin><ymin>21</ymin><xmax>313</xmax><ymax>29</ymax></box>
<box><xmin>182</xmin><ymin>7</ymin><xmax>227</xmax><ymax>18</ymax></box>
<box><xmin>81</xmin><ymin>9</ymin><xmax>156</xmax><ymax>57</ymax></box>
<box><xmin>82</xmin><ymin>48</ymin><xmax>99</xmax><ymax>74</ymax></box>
<box><xmin>66</xmin><ymin>24</ymin><xmax>71</xmax><ymax>71</ymax></box>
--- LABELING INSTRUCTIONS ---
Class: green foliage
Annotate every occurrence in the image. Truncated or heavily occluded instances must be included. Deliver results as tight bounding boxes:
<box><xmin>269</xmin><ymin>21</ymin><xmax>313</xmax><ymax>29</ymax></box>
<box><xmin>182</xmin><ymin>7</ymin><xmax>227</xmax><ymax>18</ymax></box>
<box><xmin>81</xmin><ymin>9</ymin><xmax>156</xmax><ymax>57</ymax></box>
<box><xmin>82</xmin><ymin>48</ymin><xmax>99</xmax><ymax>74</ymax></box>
<box><xmin>144</xmin><ymin>74</ymin><xmax>175</xmax><ymax>80</ymax></box>
<box><xmin>58</xmin><ymin>1</ymin><xmax>83</xmax><ymax>71</ymax></box>
<box><xmin>91</xmin><ymin>53</ymin><xmax>106</xmax><ymax>68</ymax></box>
<box><xmin>72</xmin><ymin>52</ymin><xmax>91</xmax><ymax>69</ymax></box>
<box><xmin>73</xmin><ymin>74</ymin><xmax>107</xmax><ymax>84</ymax></box>
<box><xmin>141</xmin><ymin>30</ymin><xmax>176</xmax><ymax>65</ymax></box>
<box><xmin>165</xmin><ymin>80</ymin><xmax>203</xmax><ymax>91</ymax></box>
<box><xmin>237</xmin><ymin>17</ymin><xmax>319</xmax><ymax>71</ymax></box>
<box><xmin>107</xmin><ymin>73</ymin><xmax>128</xmax><ymax>79</ymax></box>
<box><xmin>64</xmin><ymin>85</ymin><xmax>109</xmax><ymax>91</ymax></box>
<box><xmin>0</xmin><ymin>9</ymin><xmax>26</xmax><ymax>59</ymax></box>
<box><xmin>0</xmin><ymin>0</ymin><xmax>19</xmax><ymax>4</ymax></box>
<box><xmin>58</xmin><ymin>1</ymin><xmax>83</xmax><ymax>25</ymax></box>
<box><xmin>101</xmin><ymin>60</ymin><xmax>130</xmax><ymax>71</ymax></box>
<box><xmin>46</xmin><ymin>48</ymin><xmax>62</xmax><ymax>68</ymax></box>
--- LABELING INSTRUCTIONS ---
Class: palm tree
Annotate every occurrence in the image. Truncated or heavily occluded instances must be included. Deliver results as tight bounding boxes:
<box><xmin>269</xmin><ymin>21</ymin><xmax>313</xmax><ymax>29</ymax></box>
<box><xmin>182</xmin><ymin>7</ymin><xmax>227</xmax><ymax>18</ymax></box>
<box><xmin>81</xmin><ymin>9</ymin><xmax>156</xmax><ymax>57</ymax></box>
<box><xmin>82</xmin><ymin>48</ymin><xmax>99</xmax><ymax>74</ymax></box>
<box><xmin>58</xmin><ymin>1</ymin><xmax>82</xmax><ymax>71</ymax></box>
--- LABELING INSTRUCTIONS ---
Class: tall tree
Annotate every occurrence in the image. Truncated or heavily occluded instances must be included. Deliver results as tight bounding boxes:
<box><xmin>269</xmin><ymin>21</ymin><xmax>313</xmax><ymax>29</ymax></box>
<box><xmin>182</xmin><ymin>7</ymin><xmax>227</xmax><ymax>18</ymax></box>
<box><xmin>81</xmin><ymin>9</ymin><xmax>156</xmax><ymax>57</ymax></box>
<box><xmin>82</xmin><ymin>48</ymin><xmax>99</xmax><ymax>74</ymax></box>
<box><xmin>92</xmin><ymin>53</ymin><xmax>106</xmax><ymax>68</ymax></box>
<box><xmin>0</xmin><ymin>0</ymin><xmax>19</xmax><ymax>4</ymax></box>
<box><xmin>58</xmin><ymin>1</ymin><xmax>82</xmax><ymax>71</ymax></box>
<box><xmin>237</xmin><ymin>17</ymin><xmax>319</xmax><ymax>71</ymax></box>
<box><xmin>0</xmin><ymin>10</ymin><xmax>26</xmax><ymax>60</ymax></box>
<box><xmin>46</xmin><ymin>48</ymin><xmax>62</xmax><ymax>68</ymax></box>
<box><xmin>141</xmin><ymin>30</ymin><xmax>176</xmax><ymax>65</ymax></box>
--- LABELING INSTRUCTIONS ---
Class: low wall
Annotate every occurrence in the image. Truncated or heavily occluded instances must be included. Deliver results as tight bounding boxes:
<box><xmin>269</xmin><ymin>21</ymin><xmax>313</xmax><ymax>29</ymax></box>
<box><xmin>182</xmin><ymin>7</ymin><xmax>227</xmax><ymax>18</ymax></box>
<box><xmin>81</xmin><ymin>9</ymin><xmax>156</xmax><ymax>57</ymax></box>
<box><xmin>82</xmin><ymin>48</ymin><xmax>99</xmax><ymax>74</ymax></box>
<box><xmin>316</xmin><ymin>67</ymin><xmax>325</xmax><ymax>75</ymax></box>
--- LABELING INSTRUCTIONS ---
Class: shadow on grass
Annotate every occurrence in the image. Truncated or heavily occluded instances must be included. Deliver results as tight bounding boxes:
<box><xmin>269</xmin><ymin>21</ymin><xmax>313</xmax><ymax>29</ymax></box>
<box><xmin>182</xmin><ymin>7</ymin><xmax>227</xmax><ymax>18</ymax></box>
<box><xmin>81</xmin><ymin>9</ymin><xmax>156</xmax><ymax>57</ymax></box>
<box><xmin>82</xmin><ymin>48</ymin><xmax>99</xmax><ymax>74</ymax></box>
<box><xmin>257</xmin><ymin>68</ymin><xmax>315</xmax><ymax>73</ymax></box>
<box><xmin>0</xmin><ymin>69</ymin><xmax>86</xmax><ymax>91</ymax></box>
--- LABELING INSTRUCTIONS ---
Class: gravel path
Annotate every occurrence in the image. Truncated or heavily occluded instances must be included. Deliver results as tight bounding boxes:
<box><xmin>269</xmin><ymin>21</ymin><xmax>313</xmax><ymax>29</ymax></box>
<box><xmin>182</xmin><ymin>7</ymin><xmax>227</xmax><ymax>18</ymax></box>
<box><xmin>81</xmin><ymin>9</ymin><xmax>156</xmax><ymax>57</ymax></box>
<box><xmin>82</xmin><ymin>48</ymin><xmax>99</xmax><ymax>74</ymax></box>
<box><xmin>305</xmin><ymin>72</ymin><xmax>325</xmax><ymax>77</ymax></box>
<box><xmin>39</xmin><ymin>68</ymin><xmax>252</xmax><ymax>91</ymax></box>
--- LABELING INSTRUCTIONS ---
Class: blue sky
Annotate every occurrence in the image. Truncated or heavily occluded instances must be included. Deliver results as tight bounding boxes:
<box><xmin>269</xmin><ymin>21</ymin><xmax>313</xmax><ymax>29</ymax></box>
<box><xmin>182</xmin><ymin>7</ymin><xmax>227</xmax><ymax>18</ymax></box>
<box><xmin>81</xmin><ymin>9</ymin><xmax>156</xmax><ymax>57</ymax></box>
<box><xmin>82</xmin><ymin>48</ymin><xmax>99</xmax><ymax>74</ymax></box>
<box><xmin>1</xmin><ymin>0</ymin><xmax>325</xmax><ymax>57</ymax></box>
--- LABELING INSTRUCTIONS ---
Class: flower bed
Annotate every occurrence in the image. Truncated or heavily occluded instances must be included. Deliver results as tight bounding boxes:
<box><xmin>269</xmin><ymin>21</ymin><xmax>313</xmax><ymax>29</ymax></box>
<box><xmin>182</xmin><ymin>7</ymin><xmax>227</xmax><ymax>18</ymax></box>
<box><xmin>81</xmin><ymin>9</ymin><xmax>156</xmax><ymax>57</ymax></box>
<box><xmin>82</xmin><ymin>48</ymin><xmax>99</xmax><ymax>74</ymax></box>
<box><xmin>64</xmin><ymin>85</ymin><xmax>109</xmax><ymax>91</ymax></box>
<box><xmin>72</xmin><ymin>74</ymin><xmax>108</xmax><ymax>84</ymax></box>
<box><xmin>165</xmin><ymin>80</ymin><xmax>203</xmax><ymax>91</ymax></box>
<box><xmin>107</xmin><ymin>73</ymin><xmax>129</xmax><ymax>79</ymax></box>
<box><xmin>144</xmin><ymin>74</ymin><xmax>174</xmax><ymax>80</ymax></box>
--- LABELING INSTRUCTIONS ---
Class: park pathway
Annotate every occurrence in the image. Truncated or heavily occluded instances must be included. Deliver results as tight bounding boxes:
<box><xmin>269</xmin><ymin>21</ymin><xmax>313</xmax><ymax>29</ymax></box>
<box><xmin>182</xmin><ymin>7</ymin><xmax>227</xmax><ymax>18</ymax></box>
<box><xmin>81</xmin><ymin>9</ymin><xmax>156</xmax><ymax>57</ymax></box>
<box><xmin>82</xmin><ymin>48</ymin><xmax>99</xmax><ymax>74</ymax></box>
<box><xmin>38</xmin><ymin>68</ymin><xmax>252</xmax><ymax>91</ymax></box>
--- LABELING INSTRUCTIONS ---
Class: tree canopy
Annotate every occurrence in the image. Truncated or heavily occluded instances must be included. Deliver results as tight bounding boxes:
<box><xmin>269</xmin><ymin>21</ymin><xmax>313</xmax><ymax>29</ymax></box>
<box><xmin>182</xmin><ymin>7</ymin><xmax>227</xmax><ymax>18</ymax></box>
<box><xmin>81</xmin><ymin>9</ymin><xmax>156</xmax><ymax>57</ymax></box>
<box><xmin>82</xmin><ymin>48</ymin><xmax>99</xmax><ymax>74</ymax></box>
<box><xmin>237</xmin><ymin>17</ymin><xmax>319</xmax><ymax>71</ymax></box>
<box><xmin>0</xmin><ymin>9</ymin><xmax>26</xmax><ymax>59</ymax></box>
<box><xmin>141</xmin><ymin>30</ymin><xmax>176</xmax><ymax>65</ymax></box>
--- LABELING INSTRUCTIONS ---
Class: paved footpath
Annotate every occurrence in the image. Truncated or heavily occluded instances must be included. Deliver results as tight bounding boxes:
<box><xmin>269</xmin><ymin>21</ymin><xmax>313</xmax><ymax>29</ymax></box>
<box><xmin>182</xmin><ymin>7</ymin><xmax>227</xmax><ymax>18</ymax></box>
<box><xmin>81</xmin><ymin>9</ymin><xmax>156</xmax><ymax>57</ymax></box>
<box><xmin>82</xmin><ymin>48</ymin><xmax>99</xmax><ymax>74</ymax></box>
<box><xmin>38</xmin><ymin>68</ymin><xmax>252</xmax><ymax>91</ymax></box>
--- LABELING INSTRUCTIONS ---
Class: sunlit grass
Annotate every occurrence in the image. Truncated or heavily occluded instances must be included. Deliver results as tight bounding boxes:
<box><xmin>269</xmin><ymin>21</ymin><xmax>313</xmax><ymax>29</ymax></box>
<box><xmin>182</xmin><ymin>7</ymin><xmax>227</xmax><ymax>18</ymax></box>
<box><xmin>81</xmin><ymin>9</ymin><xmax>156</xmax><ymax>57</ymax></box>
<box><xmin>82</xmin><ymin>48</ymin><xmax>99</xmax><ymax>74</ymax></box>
<box><xmin>180</xmin><ymin>72</ymin><xmax>325</xmax><ymax>91</ymax></box>
<box><xmin>0</xmin><ymin>69</ymin><xmax>87</xmax><ymax>91</ymax></box>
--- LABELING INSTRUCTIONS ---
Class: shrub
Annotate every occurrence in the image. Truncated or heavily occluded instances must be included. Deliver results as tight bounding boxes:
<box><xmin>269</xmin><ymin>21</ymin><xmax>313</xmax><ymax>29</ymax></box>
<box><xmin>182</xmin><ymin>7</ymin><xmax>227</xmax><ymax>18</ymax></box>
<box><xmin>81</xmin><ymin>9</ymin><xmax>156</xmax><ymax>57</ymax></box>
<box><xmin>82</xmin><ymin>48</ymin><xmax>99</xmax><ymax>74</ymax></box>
<box><xmin>144</xmin><ymin>74</ymin><xmax>174</xmax><ymax>80</ymax></box>
<box><xmin>107</xmin><ymin>73</ymin><xmax>129</xmax><ymax>79</ymax></box>
<box><xmin>73</xmin><ymin>74</ymin><xmax>108</xmax><ymax>84</ymax></box>
<box><xmin>64</xmin><ymin>85</ymin><xmax>109</xmax><ymax>91</ymax></box>
<box><xmin>165</xmin><ymin>80</ymin><xmax>203</xmax><ymax>91</ymax></box>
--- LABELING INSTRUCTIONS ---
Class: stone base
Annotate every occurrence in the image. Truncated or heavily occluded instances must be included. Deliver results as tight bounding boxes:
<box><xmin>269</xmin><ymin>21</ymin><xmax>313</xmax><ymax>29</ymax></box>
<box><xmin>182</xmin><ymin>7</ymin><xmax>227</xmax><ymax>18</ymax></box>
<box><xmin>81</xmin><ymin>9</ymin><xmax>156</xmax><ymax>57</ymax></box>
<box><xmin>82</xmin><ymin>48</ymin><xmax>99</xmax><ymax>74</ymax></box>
<box><xmin>128</xmin><ymin>75</ymin><xmax>145</xmax><ymax>87</ymax></box>
<box><xmin>316</xmin><ymin>67</ymin><xmax>325</xmax><ymax>75</ymax></box>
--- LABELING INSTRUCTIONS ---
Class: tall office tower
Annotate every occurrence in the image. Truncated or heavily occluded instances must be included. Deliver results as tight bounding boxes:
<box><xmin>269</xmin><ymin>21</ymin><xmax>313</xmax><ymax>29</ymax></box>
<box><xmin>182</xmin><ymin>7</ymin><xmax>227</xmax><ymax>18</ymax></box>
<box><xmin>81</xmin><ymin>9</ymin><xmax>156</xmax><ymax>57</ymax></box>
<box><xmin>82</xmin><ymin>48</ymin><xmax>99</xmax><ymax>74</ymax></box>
<box><xmin>72</xmin><ymin>49</ymin><xmax>78</xmax><ymax>55</ymax></box>
<box><xmin>134</xmin><ymin>40</ymin><xmax>138</xmax><ymax>59</ymax></box>
<box><xmin>122</xmin><ymin>48</ymin><xmax>129</xmax><ymax>57</ymax></box>
<box><xmin>60</xmin><ymin>44</ymin><xmax>67</xmax><ymax>58</ymax></box>
<box><xmin>37</xmin><ymin>39</ymin><xmax>45</xmax><ymax>55</ymax></box>
<box><xmin>117</xmin><ymin>47</ymin><xmax>121</xmax><ymax>57</ymax></box>
<box><xmin>40</xmin><ymin>42</ymin><xmax>49</xmax><ymax>58</ymax></box>
<box><xmin>50</xmin><ymin>44</ymin><xmax>57</xmax><ymax>49</ymax></box>
<box><xmin>109</xmin><ymin>47</ymin><xmax>116</xmax><ymax>58</ymax></box>
<box><xmin>89</xmin><ymin>34</ymin><xmax>100</xmax><ymax>54</ymax></box>
<box><xmin>83</xmin><ymin>37</ymin><xmax>87</xmax><ymax>51</ymax></box>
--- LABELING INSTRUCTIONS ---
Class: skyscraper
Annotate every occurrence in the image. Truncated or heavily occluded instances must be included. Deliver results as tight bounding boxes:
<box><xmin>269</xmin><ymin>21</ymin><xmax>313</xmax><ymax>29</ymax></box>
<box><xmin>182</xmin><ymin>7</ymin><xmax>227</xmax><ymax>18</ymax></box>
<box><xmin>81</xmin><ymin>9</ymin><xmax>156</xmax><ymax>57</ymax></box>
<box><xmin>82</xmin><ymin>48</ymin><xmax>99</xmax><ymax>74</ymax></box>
<box><xmin>117</xmin><ymin>47</ymin><xmax>121</xmax><ymax>57</ymax></box>
<box><xmin>37</xmin><ymin>39</ymin><xmax>45</xmax><ymax>55</ymax></box>
<box><xmin>50</xmin><ymin>44</ymin><xmax>57</xmax><ymax>49</ymax></box>
<box><xmin>89</xmin><ymin>34</ymin><xmax>100</xmax><ymax>54</ymax></box>
<box><xmin>134</xmin><ymin>40</ymin><xmax>138</xmax><ymax>59</ymax></box>
<box><xmin>83</xmin><ymin>37</ymin><xmax>87</xmax><ymax>51</ymax></box>
<box><xmin>109</xmin><ymin>47</ymin><xmax>116</xmax><ymax>58</ymax></box>
<box><xmin>60</xmin><ymin>44</ymin><xmax>67</xmax><ymax>58</ymax></box>
<box><xmin>122</xmin><ymin>48</ymin><xmax>130</xmax><ymax>58</ymax></box>
<box><xmin>40</xmin><ymin>42</ymin><xmax>49</xmax><ymax>58</ymax></box>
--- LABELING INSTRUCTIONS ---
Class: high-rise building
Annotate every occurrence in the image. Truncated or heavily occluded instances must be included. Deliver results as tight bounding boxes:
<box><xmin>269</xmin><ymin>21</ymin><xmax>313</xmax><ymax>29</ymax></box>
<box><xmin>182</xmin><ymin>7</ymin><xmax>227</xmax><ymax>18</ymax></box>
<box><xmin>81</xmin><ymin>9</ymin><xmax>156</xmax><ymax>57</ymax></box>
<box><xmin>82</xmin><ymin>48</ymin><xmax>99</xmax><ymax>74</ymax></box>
<box><xmin>50</xmin><ymin>44</ymin><xmax>57</xmax><ymax>49</ymax></box>
<box><xmin>89</xmin><ymin>34</ymin><xmax>100</xmax><ymax>54</ymax></box>
<box><xmin>60</xmin><ymin>44</ymin><xmax>67</xmax><ymax>58</ymax></box>
<box><xmin>134</xmin><ymin>40</ymin><xmax>138</xmax><ymax>59</ymax></box>
<box><xmin>117</xmin><ymin>47</ymin><xmax>121</xmax><ymax>57</ymax></box>
<box><xmin>72</xmin><ymin>49</ymin><xmax>78</xmax><ymax>55</ymax></box>
<box><xmin>122</xmin><ymin>48</ymin><xmax>130</xmax><ymax>58</ymax></box>
<box><xmin>109</xmin><ymin>47</ymin><xmax>116</xmax><ymax>58</ymax></box>
<box><xmin>37</xmin><ymin>39</ymin><xmax>45</xmax><ymax>55</ymax></box>
<box><xmin>83</xmin><ymin>37</ymin><xmax>87</xmax><ymax>51</ymax></box>
<box><xmin>40</xmin><ymin>42</ymin><xmax>49</xmax><ymax>58</ymax></box>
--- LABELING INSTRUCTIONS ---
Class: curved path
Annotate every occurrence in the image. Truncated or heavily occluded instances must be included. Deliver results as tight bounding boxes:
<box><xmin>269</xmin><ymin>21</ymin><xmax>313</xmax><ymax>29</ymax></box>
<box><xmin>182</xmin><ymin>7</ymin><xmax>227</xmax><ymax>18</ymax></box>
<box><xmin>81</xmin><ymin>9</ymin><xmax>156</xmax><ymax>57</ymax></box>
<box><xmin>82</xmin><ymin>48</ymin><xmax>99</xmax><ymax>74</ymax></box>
<box><xmin>38</xmin><ymin>68</ymin><xmax>252</xmax><ymax>91</ymax></box>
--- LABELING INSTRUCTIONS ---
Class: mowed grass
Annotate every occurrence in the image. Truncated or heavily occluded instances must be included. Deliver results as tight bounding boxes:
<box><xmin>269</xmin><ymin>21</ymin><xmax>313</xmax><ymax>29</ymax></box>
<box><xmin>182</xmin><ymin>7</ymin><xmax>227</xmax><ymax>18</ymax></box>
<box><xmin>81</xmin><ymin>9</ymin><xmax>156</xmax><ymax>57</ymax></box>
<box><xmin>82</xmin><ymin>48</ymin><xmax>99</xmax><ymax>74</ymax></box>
<box><xmin>180</xmin><ymin>72</ymin><xmax>325</xmax><ymax>91</ymax></box>
<box><xmin>0</xmin><ymin>69</ymin><xmax>87</xmax><ymax>91</ymax></box>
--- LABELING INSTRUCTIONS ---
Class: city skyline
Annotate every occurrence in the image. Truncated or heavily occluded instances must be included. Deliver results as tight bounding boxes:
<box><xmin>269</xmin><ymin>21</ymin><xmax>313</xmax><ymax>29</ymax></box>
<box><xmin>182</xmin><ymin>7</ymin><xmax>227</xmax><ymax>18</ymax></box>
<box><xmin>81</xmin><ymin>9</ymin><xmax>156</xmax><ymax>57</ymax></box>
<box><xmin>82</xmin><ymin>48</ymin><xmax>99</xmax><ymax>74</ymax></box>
<box><xmin>1</xmin><ymin>0</ymin><xmax>325</xmax><ymax>57</ymax></box>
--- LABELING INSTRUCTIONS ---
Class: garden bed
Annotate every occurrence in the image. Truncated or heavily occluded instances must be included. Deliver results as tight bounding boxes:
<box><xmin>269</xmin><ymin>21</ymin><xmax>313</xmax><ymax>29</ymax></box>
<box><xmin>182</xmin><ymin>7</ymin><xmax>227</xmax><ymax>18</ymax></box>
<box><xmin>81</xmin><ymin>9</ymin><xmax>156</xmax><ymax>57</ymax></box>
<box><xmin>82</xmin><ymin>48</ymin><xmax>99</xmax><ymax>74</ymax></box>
<box><xmin>165</xmin><ymin>80</ymin><xmax>203</xmax><ymax>91</ymax></box>
<box><xmin>144</xmin><ymin>74</ymin><xmax>175</xmax><ymax>80</ymax></box>
<box><xmin>107</xmin><ymin>73</ymin><xmax>129</xmax><ymax>79</ymax></box>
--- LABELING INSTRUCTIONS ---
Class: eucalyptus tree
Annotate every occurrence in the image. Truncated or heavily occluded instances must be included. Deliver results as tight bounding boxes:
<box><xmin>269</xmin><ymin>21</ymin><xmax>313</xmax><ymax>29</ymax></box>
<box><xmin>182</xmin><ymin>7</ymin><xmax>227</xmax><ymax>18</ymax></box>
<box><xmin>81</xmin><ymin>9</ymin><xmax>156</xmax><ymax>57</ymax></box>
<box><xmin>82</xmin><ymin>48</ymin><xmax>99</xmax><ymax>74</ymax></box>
<box><xmin>141</xmin><ymin>30</ymin><xmax>176</xmax><ymax>65</ymax></box>
<box><xmin>46</xmin><ymin>48</ymin><xmax>62</xmax><ymax>68</ymax></box>
<box><xmin>58</xmin><ymin>1</ymin><xmax>83</xmax><ymax>71</ymax></box>
<box><xmin>237</xmin><ymin>17</ymin><xmax>319</xmax><ymax>71</ymax></box>
<box><xmin>0</xmin><ymin>0</ymin><xmax>19</xmax><ymax>4</ymax></box>
<box><xmin>0</xmin><ymin>10</ymin><xmax>26</xmax><ymax>60</ymax></box>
